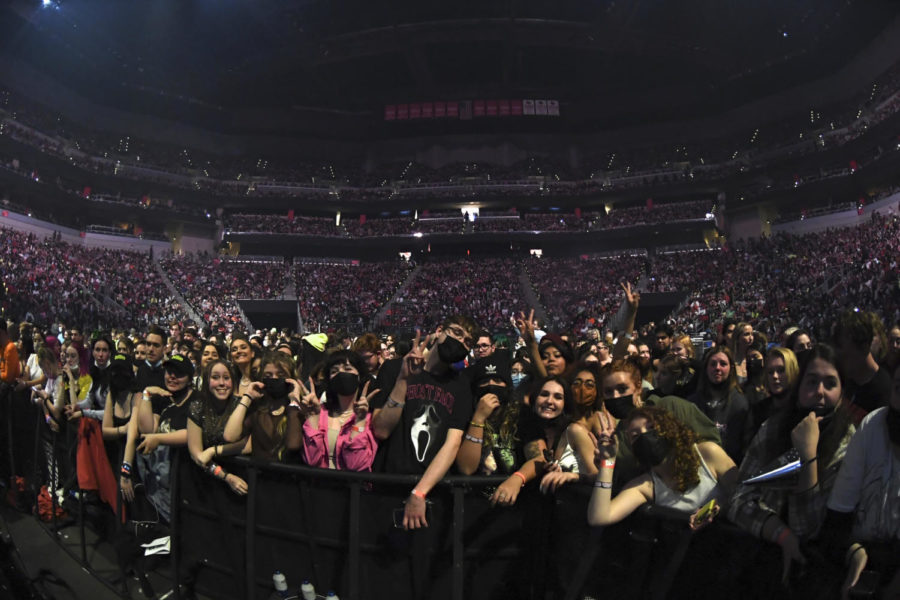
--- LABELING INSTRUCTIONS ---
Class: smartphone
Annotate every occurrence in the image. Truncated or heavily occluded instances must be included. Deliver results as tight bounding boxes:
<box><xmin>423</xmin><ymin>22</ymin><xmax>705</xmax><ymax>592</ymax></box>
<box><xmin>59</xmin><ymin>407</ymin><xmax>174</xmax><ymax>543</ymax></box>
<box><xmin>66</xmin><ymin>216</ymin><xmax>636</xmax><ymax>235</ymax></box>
<box><xmin>694</xmin><ymin>498</ymin><xmax>718</xmax><ymax>522</ymax></box>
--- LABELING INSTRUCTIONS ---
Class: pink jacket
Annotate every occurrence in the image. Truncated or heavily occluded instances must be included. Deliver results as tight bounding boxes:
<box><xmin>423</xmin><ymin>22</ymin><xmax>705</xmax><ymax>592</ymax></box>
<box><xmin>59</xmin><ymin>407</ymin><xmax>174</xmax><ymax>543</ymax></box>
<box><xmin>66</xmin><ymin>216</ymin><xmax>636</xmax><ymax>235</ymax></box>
<box><xmin>301</xmin><ymin>408</ymin><xmax>377</xmax><ymax>471</ymax></box>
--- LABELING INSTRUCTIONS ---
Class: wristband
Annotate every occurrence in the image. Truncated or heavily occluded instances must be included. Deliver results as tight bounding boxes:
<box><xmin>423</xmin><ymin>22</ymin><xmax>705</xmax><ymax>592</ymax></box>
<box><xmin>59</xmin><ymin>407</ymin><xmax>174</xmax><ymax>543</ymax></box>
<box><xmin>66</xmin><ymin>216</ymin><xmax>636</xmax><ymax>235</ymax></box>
<box><xmin>464</xmin><ymin>434</ymin><xmax>484</xmax><ymax>444</ymax></box>
<box><xmin>468</xmin><ymin>421</ymin><xmax>485</xmax><ymax>428</ymax></box>
<box><xmin>386</xmin><ymin>398</ymin><xmax>404</xmax><ymax>409</ymax></box>
<box><xmin>214</xmin><ymin>445</ymin><xmax>220</xmax><ymax>457</ymax></box>
<box><xmin>512</xmin><ymin>471</ymin><xmax>527</xmax><ymax>487</ymax></box>
<box><xmin>594</xmin><ymin>481</ymin><xmax>612</xmax><ymax>489</ymax></box>
<box><xmin>410</xmin><ymin>488</ymin><xmax>426</xmax><ymax>500</ymax></box>
<box><xmin>801</xmin><ymin>456</ymin><xmax>817</xmax><ymax>467</ymax></box>
<box><xmin>121</xmin><ymin>462</ymin><xmax>132</xmax><ymax>478</ymax></box>
<box><xmin>239</xmin><ymin>401</ymin><xmax>251</xmax><ymax>409</ymax></box>
<box><xmin>601</xmin><ymin>459</ymin><xmax>616</xmax><ymax>469</ymax></box>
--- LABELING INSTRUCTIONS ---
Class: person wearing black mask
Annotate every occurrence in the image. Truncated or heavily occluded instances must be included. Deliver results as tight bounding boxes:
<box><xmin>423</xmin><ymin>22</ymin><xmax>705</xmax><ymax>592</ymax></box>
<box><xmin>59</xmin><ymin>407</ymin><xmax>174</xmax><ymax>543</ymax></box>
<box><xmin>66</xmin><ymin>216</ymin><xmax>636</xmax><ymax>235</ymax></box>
<box><xmin>599</xmin><ymin>358</ymin><xmax>722</xmax><ymax>488</ymax></box>
<box><xmin>101</xmin><ymin>353</ymin><xmax>138</xmax><ymax>443</ymax></box>
<box><xmin>822</xmin><ymin>362</ymin><xmax>900</xmax><ymax>599</ymax></box>
<box><xmin>223</xmin><ymin>352</ymin><xmax>303</xmax><ymax>463</ymax></box>
<box><xmin>298</xmin><ymin>350</ymin><xmax>380</xmax><ymax>471</ymax></box>
<box><xmin>456</xmin><ymin>354</ymin><xmax>516</xmax><ymax>478</ymax></box>
<box><xmin>372</xmin><ymin>315</ymin><xmax>477</xmax><ymax>529</ymax></box>
<box><xmin>588</xmin><ymin>406</ymin><xmax>737</xmax><ymax>527</ymax></box>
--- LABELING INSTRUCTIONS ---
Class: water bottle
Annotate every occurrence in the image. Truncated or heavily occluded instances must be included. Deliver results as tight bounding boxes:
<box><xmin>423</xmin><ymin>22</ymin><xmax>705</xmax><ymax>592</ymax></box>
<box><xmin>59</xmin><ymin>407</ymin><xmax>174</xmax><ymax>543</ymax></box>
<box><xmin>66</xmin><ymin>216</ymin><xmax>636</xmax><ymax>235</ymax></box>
<box><xmin>300</xmin><ymin>581</ymin><xmax>316</xmax><ymax>600</ymax></box>
<box><xmin>326</xmin><ymin>592</ymin><xmax>339</xmax><ymax>600</ymax></box>
<box><xmin>272</xmin><ymin>571</ymin><xmax>289</xmax><ymax>599</ymax></box>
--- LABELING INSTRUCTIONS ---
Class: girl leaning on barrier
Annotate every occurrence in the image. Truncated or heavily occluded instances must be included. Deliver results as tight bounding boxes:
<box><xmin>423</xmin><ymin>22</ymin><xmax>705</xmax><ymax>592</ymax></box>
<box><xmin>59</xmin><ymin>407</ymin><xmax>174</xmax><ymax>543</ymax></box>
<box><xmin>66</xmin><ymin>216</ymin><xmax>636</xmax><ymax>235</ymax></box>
<box><xmin>587</xmin><ymin>405</ymin><xmax>737</xmax><ymax>527</ymax></box>
<box><xmin>187</xmin><ymin>359</ymin><xmax>252</xmax><ymax>495</ymax></box>
<box><xmin>223</xmin><ymin>352</ymin><xmax>302</xmax><ymax>463</ymax></box>
<box><xmin>298</xmin><ymin>350</ymin><xmax>379</xmax><ymax>472</ymax></box>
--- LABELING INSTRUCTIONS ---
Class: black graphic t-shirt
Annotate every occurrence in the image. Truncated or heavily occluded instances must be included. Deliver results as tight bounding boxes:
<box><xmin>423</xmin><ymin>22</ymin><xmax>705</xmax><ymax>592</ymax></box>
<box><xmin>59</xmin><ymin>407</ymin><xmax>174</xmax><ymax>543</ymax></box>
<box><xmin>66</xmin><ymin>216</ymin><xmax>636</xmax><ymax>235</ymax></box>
<box><xmin>383</xmin><ymin>369</ymin><xmax>473</xmax><ymax>475</ymax></box>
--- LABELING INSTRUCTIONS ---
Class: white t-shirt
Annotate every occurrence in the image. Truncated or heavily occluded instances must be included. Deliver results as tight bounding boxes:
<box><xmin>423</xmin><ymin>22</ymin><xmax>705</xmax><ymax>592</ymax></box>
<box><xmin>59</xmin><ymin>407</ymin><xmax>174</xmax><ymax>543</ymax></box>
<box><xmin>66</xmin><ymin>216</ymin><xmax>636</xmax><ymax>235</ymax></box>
<box><xmin>25</xmin><ymin>354</ymin><xmax>44</xmax><ymax>388</ymax></box>
<box><xmin>827</xmin><ymin>407</ymin><xmax>900</xmax><ymax>541</ymax></box>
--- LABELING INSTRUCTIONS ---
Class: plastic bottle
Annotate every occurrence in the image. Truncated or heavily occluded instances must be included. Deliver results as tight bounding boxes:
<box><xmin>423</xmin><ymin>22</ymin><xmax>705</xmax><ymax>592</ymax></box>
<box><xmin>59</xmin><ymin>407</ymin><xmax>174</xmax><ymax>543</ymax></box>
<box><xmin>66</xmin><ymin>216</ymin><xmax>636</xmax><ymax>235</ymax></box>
<box><xmin>273</xmin><ymin>571</ymin><xmax>289</xmax><ymax>599</ymax></box>
<box><xmin>300</xmin><ymin>581</ymin><xmax>316</xmax><ymax>600</ymax></box>
<box><xmin>326</xmin><ymin>592</ymin><xmax>339</xmax><ymax>600</ymax></box>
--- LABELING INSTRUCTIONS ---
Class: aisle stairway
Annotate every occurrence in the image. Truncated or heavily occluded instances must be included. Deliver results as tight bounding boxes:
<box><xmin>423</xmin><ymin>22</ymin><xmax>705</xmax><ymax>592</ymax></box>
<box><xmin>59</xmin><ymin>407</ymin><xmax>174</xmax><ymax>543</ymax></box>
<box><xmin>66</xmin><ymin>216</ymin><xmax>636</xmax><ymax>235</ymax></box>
<box><xmin>517</xmin><ymin>265</ymin><xmax>550</xmax><ymax>327</ymax></box>
<box><xmin>373</xmin><ymin>264</ymin><xmax>421</xmax><ymax>328</ymax></box>
<box><xmin>152</xmin><ymin>259</ymin><xmax>204</xmax><ymax>325</ymax></box>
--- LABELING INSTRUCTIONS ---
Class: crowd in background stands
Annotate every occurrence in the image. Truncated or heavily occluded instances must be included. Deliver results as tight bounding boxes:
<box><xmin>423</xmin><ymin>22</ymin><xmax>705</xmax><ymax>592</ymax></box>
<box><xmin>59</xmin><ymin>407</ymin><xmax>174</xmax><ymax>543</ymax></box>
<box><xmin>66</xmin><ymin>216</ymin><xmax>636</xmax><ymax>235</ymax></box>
<box><xmin>158</xmin><ymin>256</ymin><xmax>286</xmax><ymax>333</ymax></box>
<box><xmin>653</xmin><ymin>213</ymin><xmax>900</xmax><ymax>343</ymax></box>
<box><xmin>526</xmin><ymin>254</ymin><xmax>647</xmax><ymax>333</ymax></box>
<box><xmin>0</xmin><ymin>227</ymin><xmax>183</xmax><ymax>329</ymax></box>
<box><xmin>294</xmin><ymin>261</ymin><xmax>415</xmax><ymax>332</ymax></box>
<box><xmin>0</xmin><ymin>60</ymin><xmax>898</xmax><ymax>219</ymax></box>
<box><xmin>221</xmin><ymin>199</ymin><xmax>712</xmax><ymax>238</ymax></box>
<box><xmin>385</xmin><ymin>258</ymin><xmax>528</xmax><ymax>331</ymax></box>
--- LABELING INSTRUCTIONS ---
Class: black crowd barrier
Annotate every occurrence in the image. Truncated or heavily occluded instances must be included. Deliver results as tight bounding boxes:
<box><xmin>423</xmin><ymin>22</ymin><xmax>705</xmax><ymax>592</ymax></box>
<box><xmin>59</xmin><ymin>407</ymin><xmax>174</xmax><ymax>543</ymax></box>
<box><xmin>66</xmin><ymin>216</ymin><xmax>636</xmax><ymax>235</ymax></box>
<box><xmin>173</xmin><ymin>456</ymin><xmax>613</xmax><ymax>600</ymax></box>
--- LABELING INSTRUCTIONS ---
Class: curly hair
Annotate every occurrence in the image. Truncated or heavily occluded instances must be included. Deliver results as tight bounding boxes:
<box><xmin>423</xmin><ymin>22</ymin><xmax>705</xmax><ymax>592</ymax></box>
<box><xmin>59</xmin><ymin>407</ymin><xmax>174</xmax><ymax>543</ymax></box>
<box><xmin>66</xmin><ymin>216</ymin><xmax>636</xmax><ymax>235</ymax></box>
<box><xmin>626</xmin><ymin>406</ymin><xmax>700</xmax><ymax>493</ymax></box>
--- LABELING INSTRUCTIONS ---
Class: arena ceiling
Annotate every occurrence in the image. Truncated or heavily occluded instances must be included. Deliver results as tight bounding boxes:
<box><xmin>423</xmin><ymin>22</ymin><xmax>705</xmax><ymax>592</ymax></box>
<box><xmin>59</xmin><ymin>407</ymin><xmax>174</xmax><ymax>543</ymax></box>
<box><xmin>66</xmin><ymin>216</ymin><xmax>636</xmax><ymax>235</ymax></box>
<box><xmin>1</xmin><ymin>0</ymin><xmax>899</xmax><ymax>133</ymax></box>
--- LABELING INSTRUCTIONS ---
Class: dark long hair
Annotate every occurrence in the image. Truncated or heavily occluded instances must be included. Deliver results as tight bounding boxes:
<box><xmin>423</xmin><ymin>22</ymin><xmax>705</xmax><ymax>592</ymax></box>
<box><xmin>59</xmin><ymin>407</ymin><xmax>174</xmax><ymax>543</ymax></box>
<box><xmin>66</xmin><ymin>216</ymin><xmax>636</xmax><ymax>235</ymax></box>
<box><xmin>322</xmin><ymin>350</ymin><xmax>369</xmax><ymax>412</ymax></box>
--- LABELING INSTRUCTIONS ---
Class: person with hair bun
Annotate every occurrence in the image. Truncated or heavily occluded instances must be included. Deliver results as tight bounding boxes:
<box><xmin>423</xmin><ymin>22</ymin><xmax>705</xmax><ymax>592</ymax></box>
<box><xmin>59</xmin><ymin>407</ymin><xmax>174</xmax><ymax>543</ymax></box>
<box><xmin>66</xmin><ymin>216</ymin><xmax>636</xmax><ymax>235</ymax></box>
<box><xmin>588</xmin><ymin>406</ymin><xmax>737</xmax><ymax>527</ymax></box>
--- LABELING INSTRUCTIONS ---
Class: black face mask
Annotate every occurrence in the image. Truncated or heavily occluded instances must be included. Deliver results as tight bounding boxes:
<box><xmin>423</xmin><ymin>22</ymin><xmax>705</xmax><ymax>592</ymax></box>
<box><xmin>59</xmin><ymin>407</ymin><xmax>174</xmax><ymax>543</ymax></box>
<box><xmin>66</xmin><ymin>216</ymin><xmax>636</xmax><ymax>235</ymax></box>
<box><xmin>885</xmin><ymin>406</ymin><xmax>900</xmax><ymax>446</ymax></box>
<box><xmin>605</xmin><ymin>394</ymin><xmax>636</xmax><ymax>420</ymax></box>
<box><xmin>747</xmin><ymin>357</ymin><xmax>764</xmax><ymax>378</ymax></box>
<box><xmin>632</xmin><ymin>431</ymin><xmax>670</xmax><ymax>467</ymax></box>
<box><xmin>478</xmin><ymin>384</ymin><xmax>510</xmax><ymax>406</ymax></box>
<box><xmin>437</xmin><ymin>337</ymin><xmax>469</xmax><ymax>365</ymax></box>
<box><xmin>329</xmin><ymin>372</ymin><xmax>359</xmax><ymax>397</ymax></box>
<box><xmin>263</xmin><ymin>378</ymin><xmax>289</xmax><ymax>399</ymax></box>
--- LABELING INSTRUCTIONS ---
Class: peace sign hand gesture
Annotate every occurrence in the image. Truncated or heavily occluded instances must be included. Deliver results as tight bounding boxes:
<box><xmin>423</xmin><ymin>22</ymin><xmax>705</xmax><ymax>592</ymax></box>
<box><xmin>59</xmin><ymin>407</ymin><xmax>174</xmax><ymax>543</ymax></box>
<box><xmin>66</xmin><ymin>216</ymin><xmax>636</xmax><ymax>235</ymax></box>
<box><xmin>591</xmin><ymin>415</ymin><xmax>619</xmax><ymax>467</ymax></box>
<box><xmin>515</xmin><ymin>309</ymin><xmax>538</xmax><ymax>344</ymax></box>
<box><xmin>621</xmin><ymin>281</ymin><xmax>640</xmax><ymax>310</ymax></box>
<box><xmin>354</xmin><ymin>381</ymin><xmax>381</xmax><ymax>417</ymax></box>
<box><xmin>400</xmin><ymin>331</ymin><xmax>427</xmax><ymax>381</ymax></box>
<box><xmin>296</xmin><ymin>377</ymin><xmax>320</xmax><ymax>416</ymax></box>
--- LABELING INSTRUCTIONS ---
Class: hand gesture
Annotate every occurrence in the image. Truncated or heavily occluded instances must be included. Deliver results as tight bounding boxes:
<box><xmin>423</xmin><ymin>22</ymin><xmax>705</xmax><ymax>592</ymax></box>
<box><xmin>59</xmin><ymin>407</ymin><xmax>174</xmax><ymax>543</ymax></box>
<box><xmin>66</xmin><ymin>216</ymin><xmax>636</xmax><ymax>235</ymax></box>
<box><xmin>515</xmin><ymin>309</ymin><xmax>537</xmax><ymax>344</ymax></box>
<box><xmin>473</xmin><ymin>392</ymin><xmax>500</xmax><ymax>422</ymax></box>
<box><xmin>400</xmin><ymin>331</ymin><xmax>427</xmax><ymax>380</ymax></box>
<box><xmin>591</xmin><ymin>414</ymin><xmax>619</xmax><ymax>467</ymax></box>
<box><xmin>286</xmin><ymin>378</ymin><xmax>303</xmax><ymax>405</ymax></box>
<box><xmin>137</xmin><ymin>433</ymin><xmax>161</xmax><ymax>455</ymax></box>
<box><xmin>621</xmin><ymin>281</ymin><xmax>640</xmax><ymax>310</ymax></box>
<box><xmin>65</xmin><ymin>405</ymin><xmax>83</xmax><ymax>421</ymax></box>
<box><xmin>791</xmin><ymin>412</ymin><xmax>821</xmax><ymax>462</ymax></box>
<box><xmin>354</xmin><ymin>381</ymin><xmax>380</xmax><ymax>417</ymax></box>
<box><xmin>245</xmin><ymin>381</ymin><xmax>265</xmax><ymax>402</ymax></box>
<box><xmin>297</xmin><ymin>377</ymin><xmax>320</xmax><ymax>415</ymax></box>
<box><xmin>225</xmin><ymin>473</ymin><xmax>248</xmax><ymax>496</ymax></box>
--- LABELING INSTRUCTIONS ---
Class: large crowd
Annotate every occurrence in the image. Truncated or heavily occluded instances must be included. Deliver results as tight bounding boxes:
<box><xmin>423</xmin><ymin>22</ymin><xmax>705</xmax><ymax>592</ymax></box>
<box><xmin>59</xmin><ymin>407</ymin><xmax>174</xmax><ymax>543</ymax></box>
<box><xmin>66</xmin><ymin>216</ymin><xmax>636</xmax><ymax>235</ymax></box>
<box><xmin>0</xmin><ymin>270</ymin><xmax>897</xmax><ymax>598</ymax></box>
<box><xmin>1</xmin><ymin>59</ymin><xmax>898</xmax><ymax>233</ymax></box>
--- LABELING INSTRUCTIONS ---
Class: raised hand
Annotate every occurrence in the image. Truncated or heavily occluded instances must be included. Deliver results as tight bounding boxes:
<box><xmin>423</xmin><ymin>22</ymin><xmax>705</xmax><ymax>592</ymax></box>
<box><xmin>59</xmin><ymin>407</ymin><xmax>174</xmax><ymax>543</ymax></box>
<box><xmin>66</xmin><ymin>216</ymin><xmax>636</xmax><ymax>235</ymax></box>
<box><xmin>297</xmin><ymin>377</ymin><xmax>320</xmax><ymax>415</ymax></box>
<box><xmin>515</xmin><ymin>309</ymin><xmax>537</xmax><ymax>344</ymax></box>
<box><xmin>354</xmin><ymin>381</ymin><xmax>380</xmax><ymax>417</ymax></box>
<box><xmin>621</xmin><ymin>281</ymin><xmax>640</xmax><ymax>310</ymax></box>
<box><xmin>400</xmin><ymin>330</ymin><xmax>427</xmax><ymax>380</ymax></box>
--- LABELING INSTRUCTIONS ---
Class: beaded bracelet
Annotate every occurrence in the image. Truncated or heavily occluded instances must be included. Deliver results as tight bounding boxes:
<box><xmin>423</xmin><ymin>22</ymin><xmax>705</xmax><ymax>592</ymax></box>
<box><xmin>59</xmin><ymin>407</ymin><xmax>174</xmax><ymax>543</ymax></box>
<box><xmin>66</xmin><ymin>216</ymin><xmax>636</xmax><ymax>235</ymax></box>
<box><xmin>468</xmin><ymin>421</ymin><xmax>485</xmax><ymax>428</ymax></box>
<box><xmin>594</xmin><ymin>481</ymin><xmax>612</xmax><ymax>489</ymax></box>
<box><xmin>464</xmin><ymin>434</ymin><xmax>484</xmax><ymax>444</ymax></box>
